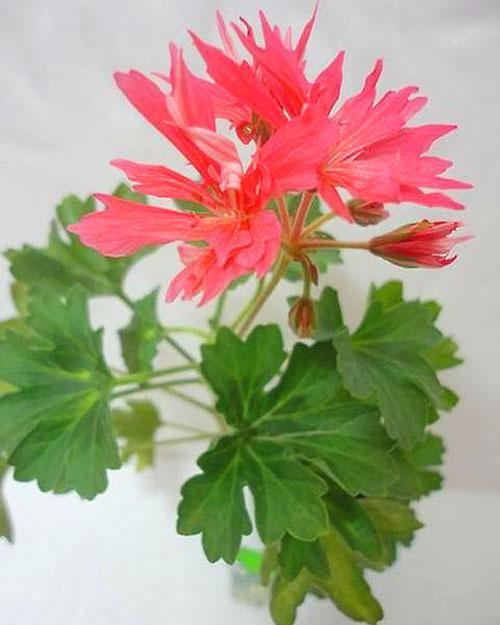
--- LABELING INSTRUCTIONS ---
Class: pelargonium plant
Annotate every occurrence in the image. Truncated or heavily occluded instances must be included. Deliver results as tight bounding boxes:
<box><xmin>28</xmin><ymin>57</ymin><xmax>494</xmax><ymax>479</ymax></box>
<box><xmin>0</xmin><ymin>7</ymin><xmax>471</xmax><ymax>624</ymax></box>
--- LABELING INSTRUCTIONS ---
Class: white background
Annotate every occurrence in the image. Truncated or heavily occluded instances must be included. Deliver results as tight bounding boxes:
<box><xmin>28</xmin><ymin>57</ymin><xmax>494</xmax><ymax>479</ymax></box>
<box><xmin>0</xmin><ymin>1</ymin><xmax>499</xmax><ymax>623</ymax></box>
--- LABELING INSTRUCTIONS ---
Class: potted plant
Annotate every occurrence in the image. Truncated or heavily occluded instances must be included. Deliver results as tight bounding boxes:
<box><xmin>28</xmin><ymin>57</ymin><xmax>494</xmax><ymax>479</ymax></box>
<box><xmin>0</xmin><ymin>7</ymin><xmax>470</xmax><ymax>624</ymax></box>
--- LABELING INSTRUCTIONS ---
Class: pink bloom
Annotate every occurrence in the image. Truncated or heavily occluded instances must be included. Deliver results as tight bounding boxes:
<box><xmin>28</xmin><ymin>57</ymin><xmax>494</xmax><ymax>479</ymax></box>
<box><xmin>68</xmin><ymin>35</ymin><xmax>334</xmax><ymax>305</ymax></box>
<box><xmin>71</xmin><ymin>47</ymin><xmax>322</xmax><ymax>304</ymax></box>
<box><xmin>190</xmin><ymin>7</ymin><xmax>319</xmax><ymax>139</ymax></box>
<box><xmin>68</xmin><ymin>185</ymin><xmax>282</xmax><ymax>304</ymax></box>
<box><xmin>255</xmin><ymin>111</ymin><xmax>338</xmax><ymax>194</ymax></box>
<box><xmin>68</xmin><ymin>194</ymin><xmax>201</xmax><ymax>256</ymax></box>
<box><xmin>190</xmin><ymin>13</ymin><xmax>470</xmax><ymax>218</ymax></box>
<box><xmin>69</xmin><ymin>9</ymin><xmax>471</xmax><ymax>305</ymax></box>
<box><xmin>369</xmin><ymin>220</ymin><xmax>470</xmax><ymax>268</ymax></box>
<box><xmin>318</xmin><ymin>61</ymin><xmax>472</xmax><ymax>219</ymax></box>
<box><xmin>167</xmin><ymin>210</ymin><xmax>280</xmax><ymax>305</ymax></box>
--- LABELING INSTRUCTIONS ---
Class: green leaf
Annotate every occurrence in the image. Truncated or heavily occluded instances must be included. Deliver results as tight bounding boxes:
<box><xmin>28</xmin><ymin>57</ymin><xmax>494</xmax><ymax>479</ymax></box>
<box><xmin>325</xmin><ymin>483</ymin><xmax>422</xmax><ymax>570</ymax></box>
<box><xmin>284</xmin><ymin>194</ymin><xmax>322</xmax><ymax>225</ymax></box>
<box><xmin>207</xmin><ymin>332</ymin><xmax>398</xmax><ymax>497</ymax></box>
<box><xmin>0</xmin><ymin>287</ymin><xmax>120</xmax><ymax>499</ymax></box>
<box><xmin>271</xmin><ymin>568</ymin><xmax>310</xmax><ymax>625</ymax></box>
<box><xmin>369</xmin><ymin>280</ymin><xmax>403</xmax><ymax>308</ymax></box>
<box><xmin>371</xmin><ymin>282</ymin><xmax>463</xmax><ymax>372</ymax></box>
<box><xmin>332</xmin><ymin>283</ymin><xmax>450</xmax><ymax>448</ymax></box>
<box><xmin>177</xmin><ymin>437</ymin><xmax>252</xmax><ymax>563</ymax></box>
<box><xmin>285</xmin><ymin>245</ymin><xmax>342</xmax><ymax>283</ymax></box>
<box><xmin>11</xmin><ymin>282</ymin><xmax>30</xmax><ymax>316</ymax></box>
<box><xmin>327</xmin><ymin>484</ymin><xmax>385</xmax><ymax>566</ymax></box>
<box><xmin>259</xmin><ymin>342</ymin><xmax>398</xmax><ymax>497</ymax></box>
<box><xmin>200</xmin><ymin>325</ymin><xmax>286</xmax><ymax>427</ymax></box>
<box><xmin>313</xmin><ymin>287</ymin><xmax>345</xmax><ymax>341</ymax></box>
<box><xmin>241</xmin><ymin>440</ymin><xmax>329</xmax><ymax>545</ymax></box>
<box><xmin>119</xmin><ymin>290</ymin><xmax>162</xmax><ymax>372</ymax></box>
<box><xmin>181</xmin><ymin>327</ymin><xmax>399</xmax><ymax>563</ymax></box>
<box><xmin>112</xmin><ymin>182</ymin><xmax>149</xmax><ymax>204</ymax></box>
<box><xmin>387</xmin><ymin>433</ymin><xmax>445</xmax><ymax>500</ymax></box>
<box><xmin>0</xmin><ymin>458</ymin><xmax>13</xmax><ymax>542</ymax></box>
<box><xmin>178</xmin><ymin>436</ymin><xmax>329</xmax><ymax>563</ymax></box>
<box><xmin>424</xmin><ymin>337</ymin><xmax>463</xmax><ymax>370</ymax></box>
<box><xmin>361</xmin><ymin>498</ymin><xmax>423</xmax><ymax>566</ymax></box>
<box><xmin>174</xmin><ymin>198</ymin><xmax>210</xmax><ymax>214</ymax></box>
<box><xmin>0</xmin><ymin>318</ymin><xmax>32</xmax><ymax>341</ymax></box>
<box><xmin>5</xmin><ymin>185</ymin><xmax>153</xmax><ymax>298</ymax></box>
<box><xmin>278</xmin><ymin>534</ymin><xmax>330</xmax><ymax>581</ymax></box>
<box><xmin>406</xmin><ymin>433</ymin><xmax>445</xmax><ymax>497</ymax></box>
<box><xmin>112</xmin><ymin>400</ymin><xmax>161</xmax><ymax>470</ymax></box>
<box><xmin>271</xmin><ymin>529</ymin><xmax>383</xmax><ymax>625</ymax></box>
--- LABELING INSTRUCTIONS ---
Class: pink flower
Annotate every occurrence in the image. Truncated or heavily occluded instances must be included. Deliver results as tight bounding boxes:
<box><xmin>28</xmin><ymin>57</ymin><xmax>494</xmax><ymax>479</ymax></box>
<box><xmin>69</xmin><ymin>43</ymin><xmax>329</xmax><ymax>304</ymax></box>
<box><xmin>167</xmin><ymin>211</ymin><xmax>280</xmax><ymax>304</ymax></box>
<box><xmin>317</xmin><ymin>61</ymin><xmax>472</xmax><ymax>219</ymax></box>
<box><xmin>369</xmin><ymin>220</ymin><xmax>470</xmax><ymax>268</ymax></box>
<box><xmin>191</xmin><ymin>8</ymin><xmax>319</xmax><ymax>138</ymax></box>
<box><xmin>68</xmin><ymin>9</ymin><xmax>471</xmax><ymax>306</ymax></box>
<box><xmin>69</xmin><ymin>152</ymin><xmax>283</xmax><ymax>303</ymax></box>
<box><xmin>190</xmin><ymin>12</ymin><xmax>471</xmax><ymax>219</ymax></box>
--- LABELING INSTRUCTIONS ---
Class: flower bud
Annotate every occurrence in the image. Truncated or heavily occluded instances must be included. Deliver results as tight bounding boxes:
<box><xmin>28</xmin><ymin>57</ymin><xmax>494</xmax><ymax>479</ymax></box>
<box><xmin>347</xmin><ymin>199</ymin><xmax>389</xmax><ymax>226</ymax></box>
<box><xmin>369</xmin><ymin>220</ymin><xmax>470</xmax><ymax>268</ymax></box>
<box><xmin>288</xmin><ymin>297</ymin><xmax>316</xmax><ymax>338</ymax></box>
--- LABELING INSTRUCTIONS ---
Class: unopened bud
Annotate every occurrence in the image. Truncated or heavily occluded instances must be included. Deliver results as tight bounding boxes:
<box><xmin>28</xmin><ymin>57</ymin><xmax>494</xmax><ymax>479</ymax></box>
<box><xmin>288</xmin><ymin>297</ymin><xmax>316</xmax><ymax>338</ymax></box>
<box><xmin>347</xmin><ymin>199</ymin><xmax>389</xmax><ymax>226</ymax></box>
<box><xmin>369</xmin><ymin>220</ymin><xmax>469</xmax><ymax>268</ymax></box>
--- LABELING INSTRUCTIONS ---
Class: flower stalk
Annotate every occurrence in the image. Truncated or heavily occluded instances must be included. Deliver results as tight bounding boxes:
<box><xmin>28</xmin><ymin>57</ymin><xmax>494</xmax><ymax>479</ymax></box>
<box><xmin>291</xmin><ymin>191</ymin><xmax>315</xmax><ymax>242</ymax></box>
<box><xmin>237</xmin><ymin>254</ymin><xmax>290</xmax><ymax>336</ymax></box>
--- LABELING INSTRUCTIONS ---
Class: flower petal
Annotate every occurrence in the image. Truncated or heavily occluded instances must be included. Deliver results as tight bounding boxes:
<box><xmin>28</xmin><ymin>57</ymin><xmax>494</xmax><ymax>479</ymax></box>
<box><xmin>190</xmin><ymin>31</ymin><xmax>287</xmax><ymax>128</ymax></box>
<box><xmin>67</xmin><ymin>194</ymin><xmax>201</xmax><ymax>257</ymax></box>
<box><xmin>111</xmin><ymin>159</ymin><xmax>215</xmax><ymax>206</ymax></box>
<box><xmin>184</xmin><ymin>127</ymin><xmax>243</xmax><ymax>190</ymax></box>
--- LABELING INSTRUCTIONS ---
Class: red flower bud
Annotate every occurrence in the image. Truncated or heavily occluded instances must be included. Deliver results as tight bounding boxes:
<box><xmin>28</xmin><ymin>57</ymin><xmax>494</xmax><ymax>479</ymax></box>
<box><xmin>288</xmin><ymin>297</ymin><xmax>316</xmax><ymax>338</ymax></box>
<box><xmin>369</xmin><ymin>220</ymin><xmax>470</xmax><ymax>268</ymax></box>
<box><xmin>347</xmin><ymin>199</ymin><xmax>389</xmax><ymax>226</ymax></box>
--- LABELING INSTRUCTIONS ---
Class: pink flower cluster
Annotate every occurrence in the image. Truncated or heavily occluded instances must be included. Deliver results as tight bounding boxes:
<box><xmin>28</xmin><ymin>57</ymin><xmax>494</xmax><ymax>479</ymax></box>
<box><xmin>69</xmin><ymin>8</ymin><xmax>471</xmax><ymax>304</ymax></box>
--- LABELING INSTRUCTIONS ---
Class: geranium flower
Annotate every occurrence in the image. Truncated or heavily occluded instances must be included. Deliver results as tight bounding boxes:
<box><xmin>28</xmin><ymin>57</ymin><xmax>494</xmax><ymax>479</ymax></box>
<box><xmin>68</xmin><ymin>44</ymin><xmax>331</xmax><ymax>304</ymax></box>
<box><xmin>191</xmin><ymin>10</ymin><xmax>471</xmax><ymax>218</ymax></box>
<box><xmin>68</xmin><ymin>8</ymin><xmax>471</xmax><ymax>307</ymax></box>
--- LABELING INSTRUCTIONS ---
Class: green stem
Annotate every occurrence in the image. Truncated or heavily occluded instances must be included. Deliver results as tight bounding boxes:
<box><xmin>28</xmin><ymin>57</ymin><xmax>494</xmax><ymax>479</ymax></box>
<box><xmin>160</xmin><ymin>386</ymin><xmax>228</xmax><ymax>433</ymax></box>
<box><xmin>160</xmin><ymin>386</ymin><xmax>216</xmax><ymax>415</ymax></box>
<box><xmin>301</xmin><ymin>239</ymin><xmax>369</xmax><ymax>250</ymax></box>
<box><xmin>237</xmin><ymin>254</ymin><xmax>290</xmax><ymax>336</ymax></box>
<box><xmin>163</xmin><ymin>333</ymin><xmax>196</xmax><ymax>363</ymax></box>
<box><xmin>164</xmin><ymin>326</ymin><xmax>212</xmax><ymax>340</ymax></box>
<box><xmin>277</xmin><ymin>195</ymin><xmax>292</xmax><ymax>238</ymax></box>
<box><xmin>112</xmin><ymin>364</ymin><xmax>197</xmax><ymax>387</ymax></box>
<box><xmin>111</xmin><ymin>377</ymin><xmax>200</xmax><ymax>399</ymax></box>
<box><xmin>162</xmin><ymin>421</ymin><xmax>214</xmax><ymax>436</ymax></box>
<box><xmin>291</xmin><ymin>191</ymin><xmax>315</xmax><ymax>242</ymax></box>
<box><xmin>116</xmin><ymin>288</ymin><xmax>197</xmax><ymax>363</ymax></box>
<box><xmin>301</xmin><ymin>212</ymin><xmax>335</xmax><ymax>239</ymax></box>
<box><xmin>300</xmin><ymin>258</ymin><xmax>312</xmax><ymax>299</ymax></box>
<box><xmin>130</xmin><ymin>432</ymin><xmax>217</xmax><ymax>451</ymax></box>
<box><xmin>116</xmin><ymin>288</ymin><xmax>134</xmax><ymax>308</ymax></box>
<box><xmin>210</xmin><ymin>291</ymin><xmax>227</xmax><ymax>331</ymax></box>
<box><xmin>230</xmin><ymin>278</ymin><xmax>264</xmax><ymax>330</ymax></box>
<box><xmin>155</xmin><ymin>433</ymin><xmax>217</xmax><ymax>447</ymax></box>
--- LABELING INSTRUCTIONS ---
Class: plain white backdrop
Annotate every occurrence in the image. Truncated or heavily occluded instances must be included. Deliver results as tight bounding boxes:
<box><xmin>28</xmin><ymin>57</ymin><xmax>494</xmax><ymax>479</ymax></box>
<box><xmin>0</xmin><ymin>1</ymin><xmax>499</xmax><ymax>623</ymax></box>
